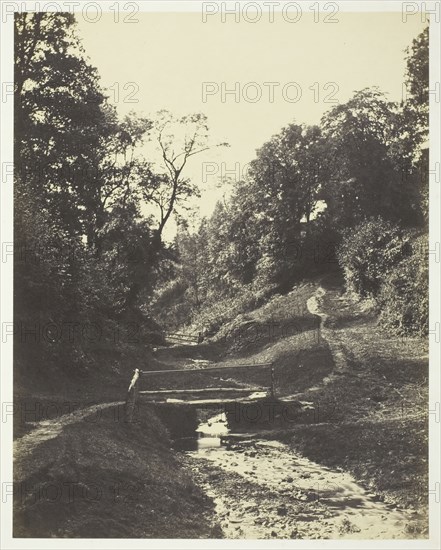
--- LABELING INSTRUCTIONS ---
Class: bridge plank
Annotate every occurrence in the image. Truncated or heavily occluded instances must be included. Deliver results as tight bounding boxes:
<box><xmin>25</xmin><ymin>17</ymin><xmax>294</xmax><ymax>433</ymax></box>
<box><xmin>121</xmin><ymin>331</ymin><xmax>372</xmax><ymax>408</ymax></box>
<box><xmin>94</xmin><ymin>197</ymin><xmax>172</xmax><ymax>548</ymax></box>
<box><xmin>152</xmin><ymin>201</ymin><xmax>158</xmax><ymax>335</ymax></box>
<box><xmin>142</xmin><ymin>395</ymin><xmax>268</xmax><ymax>405</ymax></box>
<box><xmin>140</xmin><ymin>363</ymin><xmax>272</xmax><ymax>375</ymax></box>
<box><xmin>139</xmin><ymin>387</ymin><xmax>268</xmax><ymax>395</ymax></box>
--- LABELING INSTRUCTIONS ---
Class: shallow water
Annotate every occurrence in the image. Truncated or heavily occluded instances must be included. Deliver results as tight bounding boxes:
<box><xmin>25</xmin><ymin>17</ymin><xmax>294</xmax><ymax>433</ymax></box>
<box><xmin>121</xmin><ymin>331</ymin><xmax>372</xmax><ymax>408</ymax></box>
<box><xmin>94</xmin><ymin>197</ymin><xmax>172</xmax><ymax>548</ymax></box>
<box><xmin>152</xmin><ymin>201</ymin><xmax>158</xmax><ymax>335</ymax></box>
<box><xmin>172</xmin><ymin>412</ymin><xmax>229</xmax><ymax>451</ymax></box>
<box><xmin>176</xmin><ymin>411</ymin><xmax>414</xmax><ymax>539</ymax></box>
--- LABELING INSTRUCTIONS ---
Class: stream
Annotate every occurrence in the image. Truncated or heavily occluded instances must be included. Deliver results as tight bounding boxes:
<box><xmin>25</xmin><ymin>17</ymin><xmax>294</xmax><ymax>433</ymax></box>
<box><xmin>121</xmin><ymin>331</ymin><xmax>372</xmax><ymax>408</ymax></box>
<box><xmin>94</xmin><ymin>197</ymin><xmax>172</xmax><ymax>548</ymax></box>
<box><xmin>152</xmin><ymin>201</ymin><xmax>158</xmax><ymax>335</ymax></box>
<box><xmin>169</xmin><ymin>408</ymin><xmax>413</xmax><ymax>540</ymax></box>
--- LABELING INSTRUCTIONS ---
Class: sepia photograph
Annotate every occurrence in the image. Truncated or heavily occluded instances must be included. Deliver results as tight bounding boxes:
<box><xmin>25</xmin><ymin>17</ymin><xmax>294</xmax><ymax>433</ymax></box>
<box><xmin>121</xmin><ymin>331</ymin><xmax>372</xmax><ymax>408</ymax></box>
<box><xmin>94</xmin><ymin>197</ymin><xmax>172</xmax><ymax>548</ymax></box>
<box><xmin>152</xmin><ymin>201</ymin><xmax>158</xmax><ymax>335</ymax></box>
<box><xmin>0</xmin><ymin>1</ymin><xmax>440</xmax><ymax>547</ymax></box>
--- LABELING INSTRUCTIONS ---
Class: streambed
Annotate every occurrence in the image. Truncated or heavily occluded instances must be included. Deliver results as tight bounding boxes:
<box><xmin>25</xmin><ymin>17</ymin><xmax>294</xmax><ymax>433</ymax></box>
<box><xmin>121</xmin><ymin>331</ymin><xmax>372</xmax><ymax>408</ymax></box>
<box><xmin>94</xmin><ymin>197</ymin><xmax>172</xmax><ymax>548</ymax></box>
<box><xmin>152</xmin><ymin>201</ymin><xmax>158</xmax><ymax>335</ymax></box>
<box><xmin>173</xmin><ymin>410</ymin><xmax>414</xmax><ymax>539</ymax></box>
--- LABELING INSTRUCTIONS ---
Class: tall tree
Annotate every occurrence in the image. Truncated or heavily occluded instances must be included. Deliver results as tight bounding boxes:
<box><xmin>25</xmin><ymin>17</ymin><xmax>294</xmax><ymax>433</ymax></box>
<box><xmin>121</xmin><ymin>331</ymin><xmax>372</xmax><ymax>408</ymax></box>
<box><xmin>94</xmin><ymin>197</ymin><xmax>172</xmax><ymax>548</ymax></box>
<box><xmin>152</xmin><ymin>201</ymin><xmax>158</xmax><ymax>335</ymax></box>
<box><xmin>247</xmin><ymin>122</ymin><xmax>332</xmax><ymax>286</ymax></box>
<box><xmin>397</xmin><ymin>25</ymin><xmax>429</xmax><ymax>223</ymax></box>
<box><xmin>321</xmin><ymin>88</ymin><xmax>413</xmax><ymax>226</ymax></box>
<box><xmin>14</xmin><ymin>13</ymin><xmax>111</xmax><ymax>238</ymax></box>
<box><xmin>141</xmin><ymin>110</ymin><xmax>228</xmax><ymax>248</ymax></box>
<box><xmin>403</xmin><ymin>25</ymin><xmax>429</xmax><ymax>144</ymax></box>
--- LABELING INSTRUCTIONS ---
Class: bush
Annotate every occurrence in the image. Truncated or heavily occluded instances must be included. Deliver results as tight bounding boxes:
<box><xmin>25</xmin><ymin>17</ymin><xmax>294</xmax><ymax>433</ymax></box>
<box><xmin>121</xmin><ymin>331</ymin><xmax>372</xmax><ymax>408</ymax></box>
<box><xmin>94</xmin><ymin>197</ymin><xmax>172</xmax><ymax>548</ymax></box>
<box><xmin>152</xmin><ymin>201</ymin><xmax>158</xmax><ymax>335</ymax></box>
<box><xmin>337</xmin><ymin>217</ymin><xmax>428</xmax><ymax>335</ymax></box>
<box><xmin>337</xmin><ymin>217</ymin><xmax>411</xmax><ymax>297</ymax></box>
<box><xmin>378</xmin><ymin>235</ymin><xmax>428</xmax><ymax>335</ymax></box>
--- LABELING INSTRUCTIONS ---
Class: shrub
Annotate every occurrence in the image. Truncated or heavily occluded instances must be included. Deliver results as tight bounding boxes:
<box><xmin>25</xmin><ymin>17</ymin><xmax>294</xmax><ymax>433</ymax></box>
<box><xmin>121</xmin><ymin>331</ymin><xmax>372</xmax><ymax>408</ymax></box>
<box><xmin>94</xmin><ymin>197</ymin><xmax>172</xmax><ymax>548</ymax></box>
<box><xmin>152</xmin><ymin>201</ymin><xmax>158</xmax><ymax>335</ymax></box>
<box><xmin>377</xmin><ymin>234</ymin><xmax>428</xmax><ymax>335</ymax></box>
<box><xmin>337</xmin><ymin>217</ymin><xmax>428</xmax><ymax>335</ymax></box>
<box><xmin>337</xmin><ymin>217</ymin><xmax>411</xmax><ymax>297</ymax></box>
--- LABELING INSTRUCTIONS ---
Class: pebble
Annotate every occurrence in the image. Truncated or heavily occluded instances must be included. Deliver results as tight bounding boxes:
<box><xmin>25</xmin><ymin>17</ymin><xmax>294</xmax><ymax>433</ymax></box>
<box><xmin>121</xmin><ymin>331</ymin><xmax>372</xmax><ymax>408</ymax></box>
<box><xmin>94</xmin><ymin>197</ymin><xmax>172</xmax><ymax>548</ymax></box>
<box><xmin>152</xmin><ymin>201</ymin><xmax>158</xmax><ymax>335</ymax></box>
<box><xmin>230</xmin><ymin>517</ymin><xmax>243</xmax><ymax>523</ymax></box>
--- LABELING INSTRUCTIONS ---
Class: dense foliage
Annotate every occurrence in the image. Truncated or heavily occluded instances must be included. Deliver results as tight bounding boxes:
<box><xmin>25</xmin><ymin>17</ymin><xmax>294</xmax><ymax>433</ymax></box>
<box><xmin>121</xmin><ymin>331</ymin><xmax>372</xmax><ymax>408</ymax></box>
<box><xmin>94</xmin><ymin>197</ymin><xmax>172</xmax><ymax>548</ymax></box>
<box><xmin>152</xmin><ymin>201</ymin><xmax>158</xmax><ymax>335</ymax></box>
<box><xmin>337</xmin><ymin>219</ymin><xmax>428</xmax><ymax>335</ymax></box>
<box><xmin>15</xmin><ymin>15</ymin><xmax>429</xmax><ymax>383</ymax></box>
<box><xmin>153</xmin><ymin>26</ymin><xmax>429</xmax><ymax>336</ymax></box>
<box><xmin>14</xmin><ymin>13</ymin><xmax>215</xmax><ymax>379</ymax></box>
<box><xmin>337</xmin><ymin>218</ymin><xmax>412</xmax><ymax>298</ymax></box>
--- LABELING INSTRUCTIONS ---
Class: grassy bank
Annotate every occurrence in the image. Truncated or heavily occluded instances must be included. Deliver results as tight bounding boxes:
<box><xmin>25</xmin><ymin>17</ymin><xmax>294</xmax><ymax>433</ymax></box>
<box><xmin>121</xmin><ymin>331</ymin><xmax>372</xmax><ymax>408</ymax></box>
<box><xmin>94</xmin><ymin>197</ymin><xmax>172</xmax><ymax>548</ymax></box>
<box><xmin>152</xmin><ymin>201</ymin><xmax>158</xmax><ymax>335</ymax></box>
<box><xmin>14</xmin><ymin>402</ymin><xmax>221</xmax><ymax>538</ymax></box>
<box><xmin>278</xmin><ymin>418</ymin><xmax>427</xmax><ymax>514</ymax></box>
<box><xmin>13</xmin><ymin>342</ymin><xmax>150</xmax><ymax>440</ymax></box>
<box><xmin>150</xmin><ymin>282</ymin><xmax>334</xmax><ymax>398</ymax></box>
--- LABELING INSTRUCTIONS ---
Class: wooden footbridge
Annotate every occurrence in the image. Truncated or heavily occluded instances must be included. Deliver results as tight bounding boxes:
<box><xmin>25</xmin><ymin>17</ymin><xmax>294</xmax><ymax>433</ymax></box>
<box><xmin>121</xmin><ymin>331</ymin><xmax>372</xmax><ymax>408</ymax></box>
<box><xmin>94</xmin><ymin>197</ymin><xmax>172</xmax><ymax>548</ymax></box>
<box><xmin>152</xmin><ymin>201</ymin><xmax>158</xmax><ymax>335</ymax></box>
<box><xmin>124</xmin><ymin>362</ymin><xmax>275</xmax><ymax>421</ymax></box>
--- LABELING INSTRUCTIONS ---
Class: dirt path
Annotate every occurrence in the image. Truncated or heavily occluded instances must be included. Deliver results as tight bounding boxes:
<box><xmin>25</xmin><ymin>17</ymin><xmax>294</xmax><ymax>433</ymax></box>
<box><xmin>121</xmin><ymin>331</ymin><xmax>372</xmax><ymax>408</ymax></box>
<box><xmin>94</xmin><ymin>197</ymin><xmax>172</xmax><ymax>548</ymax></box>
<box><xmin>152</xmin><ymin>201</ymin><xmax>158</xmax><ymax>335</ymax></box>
<box><xmin>307</xmin><ymin>286</ymin><xmax>347</xmax><ymax>371</ymax></box>
<box><xmin>304</xmin><ymin>282</ymin><xmax>428</xmax><ymax>420</ymax></box>
<box><xmin>274</xmin><ymin>284</ymin><xmax>347</xmax><ymax>402</ymax></box>
<box><xmin>304</xmin><ymin>285</ymin><xmax>351</xmax><ymax>388</ymax></box>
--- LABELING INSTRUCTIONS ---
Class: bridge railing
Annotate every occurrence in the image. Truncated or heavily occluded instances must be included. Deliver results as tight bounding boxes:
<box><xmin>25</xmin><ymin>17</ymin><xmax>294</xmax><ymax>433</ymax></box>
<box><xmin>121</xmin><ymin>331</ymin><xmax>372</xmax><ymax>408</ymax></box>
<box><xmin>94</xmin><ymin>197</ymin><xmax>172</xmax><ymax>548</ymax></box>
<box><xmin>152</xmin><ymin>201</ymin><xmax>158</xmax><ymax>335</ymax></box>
<box><xmin>124</xmin><ymin>362</ymin><xmax>274</xmax><ymax>421</ymax></box>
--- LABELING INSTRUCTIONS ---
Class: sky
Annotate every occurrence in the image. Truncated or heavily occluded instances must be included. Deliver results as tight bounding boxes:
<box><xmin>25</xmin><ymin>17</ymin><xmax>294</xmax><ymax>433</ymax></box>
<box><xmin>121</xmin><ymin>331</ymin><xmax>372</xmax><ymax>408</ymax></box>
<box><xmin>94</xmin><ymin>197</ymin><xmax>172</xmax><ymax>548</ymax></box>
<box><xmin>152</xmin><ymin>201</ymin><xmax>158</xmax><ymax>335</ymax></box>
<box><xmin>75</xmin><ymin>8</ymin><xmax>427</xmax><ymax>239</ymax></box>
